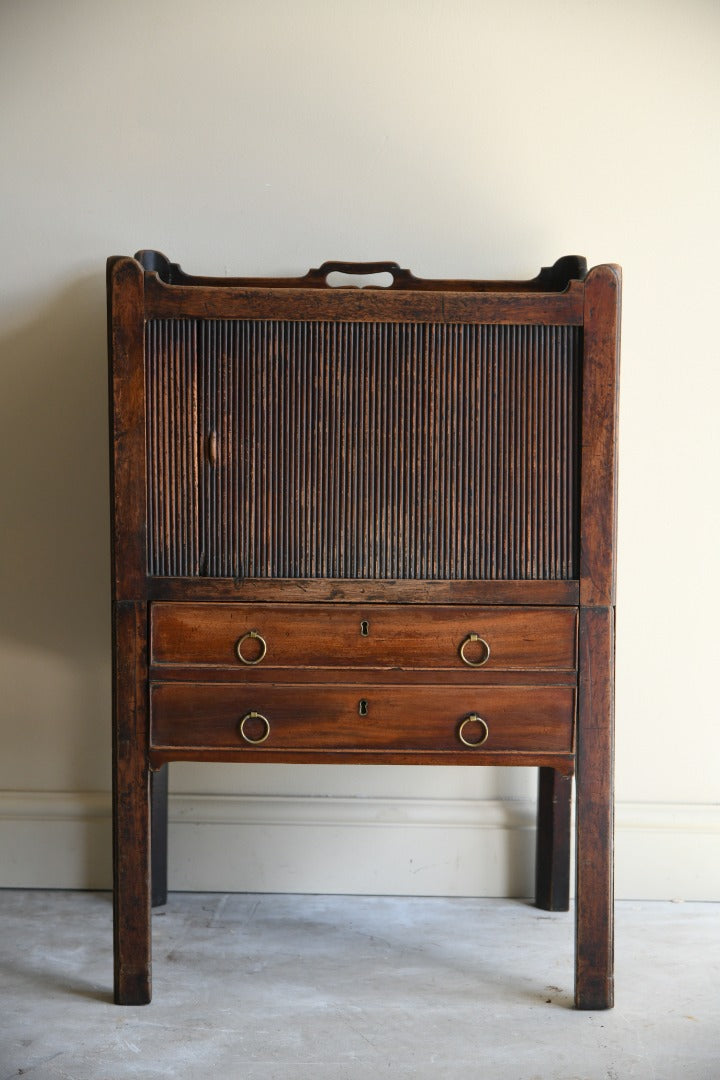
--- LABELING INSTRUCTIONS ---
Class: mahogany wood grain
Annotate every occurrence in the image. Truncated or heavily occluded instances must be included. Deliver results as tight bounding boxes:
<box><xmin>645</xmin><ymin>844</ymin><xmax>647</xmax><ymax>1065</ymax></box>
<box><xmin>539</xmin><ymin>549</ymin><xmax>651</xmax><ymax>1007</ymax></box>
<box><xmin>144</xmin><ymin>276</ymin><xmax>585</xmax><ymax>324</ymax></box>
<box><xmin>150</xmin><ymin>682</ymin><xmax>575</xmax><ymax>755</ymax></box>
<box><xmin>575</xmin><ymin>607</ymin><xmax>615</xmax><ymax>1009</ymax></box>
<box><xmin>148</xmin><ymin>747</ymin><xmax>578</xmax><ymax>773</ymax></box>
<box><xmin>107</xmin><ymin>257</ymin><xmax>147</xmax><ymax>603</ymax></box>
<box><xmin>146</xmin><ymin>320</ymin><xmax>581</xmax><ymax>580</ymax></box>
<box><xmin>574</xmin><ymin>264</ymin><xmax>620</xmax><ymax>1009</ymax></box>
<box><xmin>579</xmin><ymin>265</ymin><xmax>621</xmax><ymax>608</ymax></box>
<box><xmin>137</xmin><ymin>251</ymin><xmax>586</xmax><ymax>292</ymax></box>
<box><xmin>150</xmin><ymin>747</ymin><xmax>575</xmax><ymax>771</ymax></box>
<box><xmin>108</xmin><ymin>252</ymin><xmax>619</xmax><ymax>1009</ymax></box>
<box><xmin>150</xmin><ymin>603</ymin><xmax>577</xmax><ymax>671</ymax></box>
<box><xmin>148</xmin><ymin>664</ymin><xmax>577</xmax><ymax>688</ymax></box>
<box><xmin>150</xmin><ymin>764</ymin><xmax>168</xmax><ymax>909</ymax></box>
<box><xmin>109</xmin><ymin>256</ymin><xmax>153</xmax><ymax>1004</ymax></box>
<box><xmin>147</xmin><ymin>577</ymin><xmax>580</xmax><ymax>606</ymax></box>
<box><xmin>112</xmin><ymin>602</ymin><xmax>151</xmax><ymax>1005</ymax></box>
<box><xmin>535</xmin><ymin>767</ymin><xmax>572</xmax><ymax>912</ymax></box>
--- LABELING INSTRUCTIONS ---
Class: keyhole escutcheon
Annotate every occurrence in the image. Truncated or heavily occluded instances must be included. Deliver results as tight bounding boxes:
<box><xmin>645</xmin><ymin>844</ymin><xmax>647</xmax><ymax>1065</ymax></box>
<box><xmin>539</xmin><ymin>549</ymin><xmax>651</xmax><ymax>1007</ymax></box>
<box><xmin>360</xmin><ymin>620</ymin><xmax>369</xmax><ymax>636</ymax></box>
<box><xmin>358</xmin><ymin>699</ymin><xmax>369</xmax><ymax>717</ymax></box>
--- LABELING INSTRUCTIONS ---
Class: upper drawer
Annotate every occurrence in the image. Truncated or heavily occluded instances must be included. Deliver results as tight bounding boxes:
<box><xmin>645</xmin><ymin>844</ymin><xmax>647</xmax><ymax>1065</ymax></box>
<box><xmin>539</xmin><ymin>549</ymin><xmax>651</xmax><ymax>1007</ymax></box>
<box><xmin>150</xmin><ymin>603</ymin><xmax>577</xmax><ymax>671</ymax></box>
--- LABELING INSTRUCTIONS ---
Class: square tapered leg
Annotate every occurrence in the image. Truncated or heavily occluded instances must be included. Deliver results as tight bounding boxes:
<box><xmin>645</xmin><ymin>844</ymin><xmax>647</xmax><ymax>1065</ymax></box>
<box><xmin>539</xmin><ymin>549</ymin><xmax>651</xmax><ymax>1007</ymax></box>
<box><xmin>575</xmin><ymin>607</ymin><xmax>614</xmax><ymax>1010</ymax></box>
<box><xmin>151</xmin><ymin>764</ymin><xmax>169</xmax><ymax>908</ymax></box>
<box><xmin>113</xmin><ymin>602</ymin><xmax>152</xmax><ymax>1005</ymax></box>
<box><xmin>535</xmin><ymin>767</ymin><xmax>572</xmax><ymax>912</ymax></box>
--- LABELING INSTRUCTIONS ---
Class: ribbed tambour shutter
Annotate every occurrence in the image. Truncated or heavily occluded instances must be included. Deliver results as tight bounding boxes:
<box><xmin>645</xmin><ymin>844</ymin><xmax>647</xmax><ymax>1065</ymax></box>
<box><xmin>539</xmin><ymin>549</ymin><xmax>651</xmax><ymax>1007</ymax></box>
<box><xmin>146</xmin><ymin>320</ymin><xmax>580</xmax><ymax>579</ymax></box>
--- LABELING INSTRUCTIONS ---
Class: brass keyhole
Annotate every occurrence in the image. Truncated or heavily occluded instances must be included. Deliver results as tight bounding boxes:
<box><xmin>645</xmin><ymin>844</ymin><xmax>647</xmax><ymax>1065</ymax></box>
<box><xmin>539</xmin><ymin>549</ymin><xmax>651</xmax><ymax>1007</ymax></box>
<box><xmin>358</xmin><ymin>699</ymin><xmax>369</xmax><ymax>717</ymax></box>
<box><xmin>360</xmin><ymin>620</ymin><xmax>369</xmax><ymax>636</ymax></box>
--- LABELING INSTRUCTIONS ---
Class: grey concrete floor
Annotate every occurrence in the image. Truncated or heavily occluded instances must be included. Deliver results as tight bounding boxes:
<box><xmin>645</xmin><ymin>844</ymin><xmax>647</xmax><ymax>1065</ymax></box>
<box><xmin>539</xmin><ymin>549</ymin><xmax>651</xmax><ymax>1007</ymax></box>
<box><xmin>0</xmin><ymin>891</ymin><xmax>717</xmax><ymax>1080</ymax></box>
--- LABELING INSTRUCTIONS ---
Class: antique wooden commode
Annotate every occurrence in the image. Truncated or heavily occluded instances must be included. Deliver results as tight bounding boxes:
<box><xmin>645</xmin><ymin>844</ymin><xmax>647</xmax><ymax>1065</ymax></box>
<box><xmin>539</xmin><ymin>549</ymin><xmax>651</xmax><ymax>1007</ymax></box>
<box><xmin>108</xmin><ymin>251</ymin><xmax>620</xmax><ymax>1008</ymax></box>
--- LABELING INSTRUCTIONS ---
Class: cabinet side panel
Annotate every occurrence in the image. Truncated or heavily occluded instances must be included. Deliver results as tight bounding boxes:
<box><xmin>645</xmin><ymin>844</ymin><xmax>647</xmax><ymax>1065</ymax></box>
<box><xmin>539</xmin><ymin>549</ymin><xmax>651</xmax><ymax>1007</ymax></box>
<box><xmin>580</xmin><ymin>265</ymin><xmax>621</xmax><ymax>607</ymax></box>
<box><xmin>108</xmin><ymin>257</ymin><xmax>147</xmax><ymax>600</ymax></box>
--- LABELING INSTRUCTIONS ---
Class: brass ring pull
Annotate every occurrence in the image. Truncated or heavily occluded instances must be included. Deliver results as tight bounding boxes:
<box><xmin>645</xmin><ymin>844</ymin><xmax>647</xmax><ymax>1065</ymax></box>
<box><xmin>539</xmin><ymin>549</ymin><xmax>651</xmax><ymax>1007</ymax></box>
<box><xmin>236</xmin><ymin>630</ymin><xmax>267</xmax><ymax>665</ymax></box>
<box><xmin>239</xmin><ymin>711</ymin><xmax>271</xmax><ymax>745</ymax></box>
<box><xmin>459</xmin><ymin>633</ymin><xmax>491</xmax><ymax>667</ymax></box>
<box><xmin>458</xmin><ymin>714</ymin><xmax>489</xmax><ymax>748</ymax></box>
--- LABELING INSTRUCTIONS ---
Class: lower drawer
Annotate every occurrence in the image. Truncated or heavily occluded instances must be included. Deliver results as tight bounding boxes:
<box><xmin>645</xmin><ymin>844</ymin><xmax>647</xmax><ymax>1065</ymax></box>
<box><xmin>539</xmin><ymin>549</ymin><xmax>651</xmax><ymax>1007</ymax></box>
<box><xmin>150</xmin><ymin>683</ymin><xmax>575</xmax><ymax>754</ymax></box>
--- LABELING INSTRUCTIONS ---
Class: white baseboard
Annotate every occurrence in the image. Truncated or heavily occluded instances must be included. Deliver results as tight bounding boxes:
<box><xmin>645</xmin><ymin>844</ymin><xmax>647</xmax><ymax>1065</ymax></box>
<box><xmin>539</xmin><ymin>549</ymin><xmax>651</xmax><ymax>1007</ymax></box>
<box><xmin>1</xmin><ymin>791</ymin><xmax>719</xmax><ymax>900</ymax></box>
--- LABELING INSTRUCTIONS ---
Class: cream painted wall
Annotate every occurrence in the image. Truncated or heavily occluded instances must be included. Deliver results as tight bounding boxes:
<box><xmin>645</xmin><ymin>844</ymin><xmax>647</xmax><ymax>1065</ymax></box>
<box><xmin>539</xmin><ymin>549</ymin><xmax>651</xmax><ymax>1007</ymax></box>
<box><xmin>1</xmin><ymin>0</ymin><xmax>718</xmax><ymax>897</ymax></box>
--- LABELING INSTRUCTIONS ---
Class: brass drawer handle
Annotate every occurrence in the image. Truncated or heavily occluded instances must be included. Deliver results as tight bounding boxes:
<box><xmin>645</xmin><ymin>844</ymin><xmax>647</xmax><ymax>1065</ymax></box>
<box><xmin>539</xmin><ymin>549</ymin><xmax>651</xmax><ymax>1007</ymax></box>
<box><xmin>236</xmin><ymin>630</ymin><xmax>267</xmax><ymax>665</ymax></box>
<box><xmin>239</xmin><ymin>711</ymin><xmax>271</xmax><ymax>745</ymax></box>
<box><xmin>458</xmin><ymin>714</ymin><xmax>489</xmax><ymax>747</ymax></box>
<box><xmin>459</xmin><ymin>633</ymin><xmax>491</xmax><ymax>667</ymax></box>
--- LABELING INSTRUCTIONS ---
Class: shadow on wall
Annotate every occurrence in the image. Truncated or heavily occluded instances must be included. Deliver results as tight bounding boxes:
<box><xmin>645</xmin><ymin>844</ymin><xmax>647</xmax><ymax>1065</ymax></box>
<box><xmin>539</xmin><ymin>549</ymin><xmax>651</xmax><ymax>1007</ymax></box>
<box><xmin>1</xmin><ymin>273</ymin><xmax>110</xmax><ymax>659</ymax></box>
<box><xmin>0</xmin><ymin>272</ymin><xmax>111</xmax><ymax>792</ymax></box>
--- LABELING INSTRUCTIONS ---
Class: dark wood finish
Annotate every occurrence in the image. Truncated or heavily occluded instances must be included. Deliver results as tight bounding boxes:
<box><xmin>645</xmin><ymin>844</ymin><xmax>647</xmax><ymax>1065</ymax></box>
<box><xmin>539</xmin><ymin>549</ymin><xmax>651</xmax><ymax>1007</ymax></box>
<box><xmin>574</xmin><ymin>263</ymin><xmax>620</xmax><ymax>1009</ymax></box>
<box><xmin>149</xmin><ymin>746</ymin><xmax>575</xmax><ymax>772</ymax></box>
<box><xmin>137</xmin><ymin>251</ymin><xmax>586</xmax><ymax>292</ymax></box>
<box><xmin>150</xmin><ymin>603</ymin><xmax>577</xmax><ymax>671</ymax></box>
<box><xmin>149</xmin><ymin>665</ymin><xmax>577</xmax><ymax>689</ymax></box>
<box><xmin>107</xmin><ymin>257</ymin><xmax>147</xmax><ymax>601</ymax></box>
<box><xmin>150</xmin><ymin>764</ymin><xmax>168</xmax><ymax>908</ymax></box>
<box><xmin>150</xmin><ymin>683</ymin><xmax>575</xmax><ymax>755</ymax></box>
<box><xmin>108</xmin><ymin>256</ymin><xmax>152</xmax><ymax>1004</ymax></box>
<box><xmin>112</xmin><ymin>602</ymin><xmax>151</xmax><ymax>1005</ymax></box>
<box><xmin>579</xmin><ymin>265</ymin><xmax>621</xmax><ymax>608</ymax></box>
<box><xmin>146</xmin><ymin>319</ymin><xmax>581</xmax><ymax>580</ymax></box>
<box><xmin>108</xmin><ymin>251</ymin><xmax>619</xmax><ymax>1009</ymax></box>
<box><xmin>575</xmin><ymin>607</ymin><xmax>615</xmax><ymax>1009</ymax></box>
<box><xmin>147</xmin><ymin>577</ymin><xmax>579</xmax><ymax>605</ymax></box>
<box><xmin>144</xmin><ymin>276</ymin><xmax>585</xmax><ymax>324</ymax></box>
<box><xmin>535</xmin><ymin>767</ymin><xmax>572</xmax><ymax>911</ymax></box>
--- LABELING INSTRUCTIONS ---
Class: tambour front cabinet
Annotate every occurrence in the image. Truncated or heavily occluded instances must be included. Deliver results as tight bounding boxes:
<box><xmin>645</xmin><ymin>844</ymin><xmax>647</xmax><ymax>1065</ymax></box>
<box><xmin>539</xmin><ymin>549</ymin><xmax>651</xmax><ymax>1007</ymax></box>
<box><xmin>108</xmin><ymin>252</ymin><xmax>620</xmax><ymax>1009</ymax></box>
